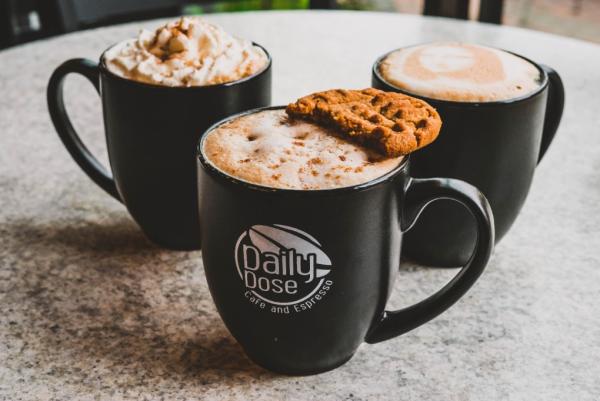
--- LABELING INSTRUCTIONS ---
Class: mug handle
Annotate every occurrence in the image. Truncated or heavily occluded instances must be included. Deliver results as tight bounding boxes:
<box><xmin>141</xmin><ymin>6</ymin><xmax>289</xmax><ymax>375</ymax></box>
<box><xmin>537</xmin><ymin>64</ymin><xmax>565</xmax><ymax>164</ymax></box>
<box><xmin>47</xmin><ymin>58</ymin><xmax>121</xmax><ymax>201</ymax></box>
<box><xmin>365</xmin><ymin>177</ymin><xmax>494</xmax><ymax>343</ymax></box>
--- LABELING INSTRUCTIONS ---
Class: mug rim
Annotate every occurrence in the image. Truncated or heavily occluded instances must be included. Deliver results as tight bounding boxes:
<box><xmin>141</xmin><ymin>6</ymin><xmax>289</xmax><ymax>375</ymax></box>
<box><xmin>197</xmin><ymin>105</ymin><xmax>410</xmax><ymax>196</ymax></box>
<box><xmin>372</xmin><ymin>42</ymin><xmax>549</xmax><ymax>107</ymax></box>
<box><xmin>98</xmin><ymin>41</ymin><xmax>272</xmax><ymax>90</ymax></box>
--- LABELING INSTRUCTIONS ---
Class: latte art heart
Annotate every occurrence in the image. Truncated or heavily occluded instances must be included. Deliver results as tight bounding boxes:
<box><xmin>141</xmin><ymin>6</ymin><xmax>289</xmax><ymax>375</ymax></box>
<box><xmin>379</xmin><ymin>42</ymin><xmax>541</xmax><ymax>102</ymax></box>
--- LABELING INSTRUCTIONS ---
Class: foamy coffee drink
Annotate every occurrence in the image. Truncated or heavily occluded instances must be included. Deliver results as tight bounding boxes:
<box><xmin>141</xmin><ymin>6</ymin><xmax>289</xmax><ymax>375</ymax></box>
<box><xmin>378</xmin><ymin>43</ymin><xmax>541</xmax><ymax>102</ymax></box>
<box><xmin>104</xmin><ymin>17</ymin><xmax>268</xmax><ymax>87</ymax></box>
<box><xmin>202</xmin><ymin>109</ymin><xmax>404</xmax><ymax>190</ymax></box>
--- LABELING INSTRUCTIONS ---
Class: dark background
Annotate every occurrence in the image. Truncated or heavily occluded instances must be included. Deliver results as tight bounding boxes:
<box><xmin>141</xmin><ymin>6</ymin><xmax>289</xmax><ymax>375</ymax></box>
<box><xmin>1</xmin><ymin>0</ymin><xmax>597</xmax><ymax>50</ymax></box>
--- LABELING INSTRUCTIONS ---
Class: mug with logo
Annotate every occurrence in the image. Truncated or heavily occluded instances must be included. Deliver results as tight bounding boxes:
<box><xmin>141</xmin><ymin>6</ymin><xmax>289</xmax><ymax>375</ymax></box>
<box><xmin>47</xmin><ymin>19</ymin><xmax>272</xmax><ymax>250</ymax></box>
<box><xmin>196</xmin><ymin>106</ymin><xmax>495</xmax><ymax>375</ymax></box>
<box><xmin>372</xmin><ymin>43</ymin><xmax>564</xmax><ymax>266</ymax></box>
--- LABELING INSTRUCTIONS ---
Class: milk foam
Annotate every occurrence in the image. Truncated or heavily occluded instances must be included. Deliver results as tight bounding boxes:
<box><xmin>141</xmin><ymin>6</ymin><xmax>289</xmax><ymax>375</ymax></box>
<box><xmin>202</xmin><ymin>110</ymin><xmax>404</xmax><ymax>190</ymax></box>
<box><xmin>379</xmin><ymin>43</ymin><xmax>541</xmax><ymax>102</ymax></box>
<box><xmin>104</xmin><ymin>17</ymin><xmax>268</xmax><ymax>87</ymax></box>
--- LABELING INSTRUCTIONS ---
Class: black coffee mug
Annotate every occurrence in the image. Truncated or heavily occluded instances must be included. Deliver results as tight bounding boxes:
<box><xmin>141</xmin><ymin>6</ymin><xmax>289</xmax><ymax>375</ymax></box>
<box><xmin>196</xmin><ymin>106</ymin><xmax>495</xmax><ymax>375</ymax></box>
<box><xmin>47</xmin><ymin>44</ymin><xmax>271</xmax><ymax>250</ymax></box>
<box><xmin>373</xmin><ymin>48</ymin><xmax>564</xmax><ymax>266</ymax></box>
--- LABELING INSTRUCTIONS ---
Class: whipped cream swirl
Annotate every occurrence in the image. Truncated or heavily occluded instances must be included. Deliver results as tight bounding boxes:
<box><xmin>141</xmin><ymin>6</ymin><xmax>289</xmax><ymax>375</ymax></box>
<box><xmin>104</xmin><ymin>17</ymin><xmax>269</xmax><ymax>87</ymax></box>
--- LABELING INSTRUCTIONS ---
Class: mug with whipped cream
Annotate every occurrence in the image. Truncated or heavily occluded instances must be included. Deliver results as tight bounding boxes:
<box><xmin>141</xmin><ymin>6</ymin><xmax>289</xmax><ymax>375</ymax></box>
<box><xmin>47</xmin><ymin>17</ymin><xmax>272</xmax><ymax>250</ymax></box>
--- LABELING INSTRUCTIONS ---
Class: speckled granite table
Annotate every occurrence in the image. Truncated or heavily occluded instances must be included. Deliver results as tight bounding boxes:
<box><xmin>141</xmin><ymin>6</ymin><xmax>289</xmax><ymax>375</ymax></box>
<box><xmin>1</xmin><ymin>10</ymin><xmax>599</xmax><ymax>401</ymax></box>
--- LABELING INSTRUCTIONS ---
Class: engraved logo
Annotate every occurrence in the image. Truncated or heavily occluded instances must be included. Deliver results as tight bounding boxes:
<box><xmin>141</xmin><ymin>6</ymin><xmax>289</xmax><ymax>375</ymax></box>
<box><xmin>234</xmin><ymin>224</ymin><xmax>333</xmax><ymax>313</ymax></box>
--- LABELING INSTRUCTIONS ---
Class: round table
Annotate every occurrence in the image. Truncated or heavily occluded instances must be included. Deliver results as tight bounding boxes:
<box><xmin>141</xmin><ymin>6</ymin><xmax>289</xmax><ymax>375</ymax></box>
<box><xmin>1</xmin><ymin>10</ymin><xmax>598</xmax><ymax>400</ymax></box>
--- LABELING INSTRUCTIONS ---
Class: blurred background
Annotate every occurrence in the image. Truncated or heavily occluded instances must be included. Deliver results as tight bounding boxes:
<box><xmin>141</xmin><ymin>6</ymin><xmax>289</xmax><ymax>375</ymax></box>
<box><xmin>2</xmin><ymin>0</ymin><xmax>599</xmax><ymax>49</ymax></box>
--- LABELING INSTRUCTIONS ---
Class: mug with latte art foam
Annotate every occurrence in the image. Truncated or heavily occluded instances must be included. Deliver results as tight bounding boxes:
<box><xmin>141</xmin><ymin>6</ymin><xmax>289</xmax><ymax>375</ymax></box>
<box><xmin>373</xmin><ymin>43</ymin><xmax>564</xmax><ymax>266</ymax></box>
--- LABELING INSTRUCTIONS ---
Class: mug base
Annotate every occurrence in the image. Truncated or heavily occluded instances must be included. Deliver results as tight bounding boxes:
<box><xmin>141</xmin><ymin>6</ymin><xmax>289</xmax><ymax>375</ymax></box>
<box><xmin>244</xmin><ymin>350</ymin><xmax>355</xmax><ymax>376</ymax></box>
